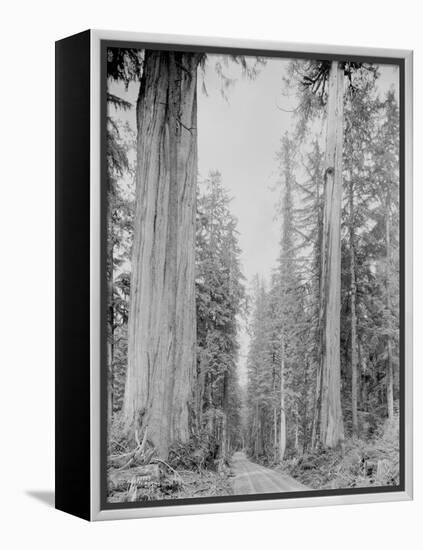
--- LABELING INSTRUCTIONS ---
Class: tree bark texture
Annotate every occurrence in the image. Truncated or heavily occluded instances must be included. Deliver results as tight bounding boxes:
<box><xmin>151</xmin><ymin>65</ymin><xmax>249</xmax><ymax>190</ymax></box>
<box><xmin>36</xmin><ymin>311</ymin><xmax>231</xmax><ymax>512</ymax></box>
<box><xmin>318</xmin><ymin>61</ymin><xmax>345</xmax><ymax>448</ymax></box>
<box><xmin>123</xmin><ymin>51</ymin><xmax>200</xmax><ymax>459</ymax></box>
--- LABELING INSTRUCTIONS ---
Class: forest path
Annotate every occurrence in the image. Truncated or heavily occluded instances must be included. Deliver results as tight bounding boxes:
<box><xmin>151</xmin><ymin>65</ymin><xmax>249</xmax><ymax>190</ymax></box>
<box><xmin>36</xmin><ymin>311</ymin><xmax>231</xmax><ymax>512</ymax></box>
<box><xmin>232</xmin><ymin>452</ymin><xmax>308</xmax><ymax>494</ymax></box>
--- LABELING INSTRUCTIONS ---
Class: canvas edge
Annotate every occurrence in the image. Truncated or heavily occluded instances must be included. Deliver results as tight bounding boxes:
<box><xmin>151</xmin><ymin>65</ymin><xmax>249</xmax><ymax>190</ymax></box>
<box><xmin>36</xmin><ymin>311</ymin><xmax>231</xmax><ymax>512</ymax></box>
<box><xmin>89</xmin><ymin>29</ymin><xmax>413</xmax><ymax>521</ymax></box>
<box><xmin>403</xmin><ymin>49</ymin><xmax>413</xmax><ymax>501</ymax></box>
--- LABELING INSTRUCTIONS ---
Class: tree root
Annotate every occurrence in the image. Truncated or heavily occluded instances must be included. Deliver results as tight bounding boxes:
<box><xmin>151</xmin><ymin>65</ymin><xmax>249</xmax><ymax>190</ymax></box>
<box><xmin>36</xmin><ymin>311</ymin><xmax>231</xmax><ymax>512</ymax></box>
<box><xmin>108</xmin><ymin>428</ymin><xmax>149</xmax><ymax>470</ymax></box>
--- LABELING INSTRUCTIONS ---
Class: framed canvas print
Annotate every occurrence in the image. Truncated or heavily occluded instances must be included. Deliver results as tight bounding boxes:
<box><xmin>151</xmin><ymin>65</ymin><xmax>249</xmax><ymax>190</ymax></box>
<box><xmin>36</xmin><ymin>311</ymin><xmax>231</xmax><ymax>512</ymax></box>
<box><xmin>55</xmin><ymin>29</ymin><xmax>413</xmax><ymax>521</ymax></box>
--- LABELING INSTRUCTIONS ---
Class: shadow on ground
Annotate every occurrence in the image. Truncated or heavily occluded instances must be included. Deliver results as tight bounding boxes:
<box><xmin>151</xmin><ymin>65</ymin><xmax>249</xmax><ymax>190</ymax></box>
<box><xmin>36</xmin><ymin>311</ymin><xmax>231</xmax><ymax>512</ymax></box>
<box><xmin>26</xmin><ymin>490</ymin><xmax>55</xmax><ymax>508</ymax></box>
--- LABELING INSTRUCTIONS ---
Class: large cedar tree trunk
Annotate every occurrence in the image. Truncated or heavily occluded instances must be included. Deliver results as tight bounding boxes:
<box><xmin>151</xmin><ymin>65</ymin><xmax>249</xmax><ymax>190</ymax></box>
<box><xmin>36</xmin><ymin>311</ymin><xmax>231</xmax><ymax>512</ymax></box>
<box><xmin>123</xmin><ymin>51</ymin><xmax>200</xmax><ymax>459</ymax></box>
<box><xmin>318</xmin><ymin>61</ymin><xmax>345</xmax><ymax>448</ymax></box>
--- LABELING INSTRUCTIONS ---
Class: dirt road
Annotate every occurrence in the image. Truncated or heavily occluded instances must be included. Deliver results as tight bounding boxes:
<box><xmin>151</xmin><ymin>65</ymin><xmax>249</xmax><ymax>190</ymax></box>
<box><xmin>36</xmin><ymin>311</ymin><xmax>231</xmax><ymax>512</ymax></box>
<box><xmin>232</xmin><ymin>451</ymin><xmax>308</xmax><ymax>495</ymax></box>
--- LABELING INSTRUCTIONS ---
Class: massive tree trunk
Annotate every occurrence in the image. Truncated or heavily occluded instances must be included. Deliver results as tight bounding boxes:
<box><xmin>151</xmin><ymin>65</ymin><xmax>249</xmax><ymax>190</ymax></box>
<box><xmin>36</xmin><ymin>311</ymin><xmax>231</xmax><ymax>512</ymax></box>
<box><xmin>349</xmin><ymin>176</ymin><xmax>359</xmax><ymax>437</ymax></box>
<box><xmin>385</xmin><ymin>191</ymin><xmax>394</xmax><ymax>420</ymax></box>
<box><xmin>123</xmin><ymin>51</ymin><xmax>200</xmax><ymax>459</ymax></box>
<box><xmin>318</xmin><ymin>61</ymin><xmax>345</xmax><ymax>448</ymax></box>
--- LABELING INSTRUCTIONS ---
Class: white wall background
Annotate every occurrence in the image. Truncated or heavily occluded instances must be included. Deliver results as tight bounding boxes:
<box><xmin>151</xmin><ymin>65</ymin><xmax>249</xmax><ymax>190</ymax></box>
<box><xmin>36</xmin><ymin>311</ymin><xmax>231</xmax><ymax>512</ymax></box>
<box><xmin>0</xmin><ymin>0</ymin><xmax>420</xmax><ymax>547</ymax></box>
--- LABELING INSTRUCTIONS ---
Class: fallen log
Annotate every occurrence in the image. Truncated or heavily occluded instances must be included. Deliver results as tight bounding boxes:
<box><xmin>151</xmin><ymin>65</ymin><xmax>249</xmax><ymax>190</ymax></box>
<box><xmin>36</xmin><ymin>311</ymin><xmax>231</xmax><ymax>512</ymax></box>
<box><xmin>108</xmin><ymin>464</ymin><xmax>161</xmax><ymax>491</ymax></box>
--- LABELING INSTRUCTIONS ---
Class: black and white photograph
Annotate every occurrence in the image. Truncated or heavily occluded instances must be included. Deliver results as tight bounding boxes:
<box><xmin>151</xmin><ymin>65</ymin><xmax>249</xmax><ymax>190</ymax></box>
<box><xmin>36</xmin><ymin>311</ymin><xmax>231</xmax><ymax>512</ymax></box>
<box><xmin>104</xmin><ymin>44</ymin><xmax>403</xmax><ymax>505</ymax></box>
<box><xmin>3</xmin><ymin>0</ymin><xmax>421</xmax><ymax>541</ymax></box>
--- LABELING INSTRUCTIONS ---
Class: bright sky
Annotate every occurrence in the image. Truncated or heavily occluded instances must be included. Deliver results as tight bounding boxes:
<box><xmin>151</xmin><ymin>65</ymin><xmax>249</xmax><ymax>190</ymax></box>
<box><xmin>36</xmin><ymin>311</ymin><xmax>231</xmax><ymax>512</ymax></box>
<box><xmin>109</xmin><ymin>54</ymin><xmax>399</xmax><ymax>385</ymax></box>
<box><xmin>197</xmin><ymin>57</ymin><xmax>293</xmax><ymax>288</ymax></box>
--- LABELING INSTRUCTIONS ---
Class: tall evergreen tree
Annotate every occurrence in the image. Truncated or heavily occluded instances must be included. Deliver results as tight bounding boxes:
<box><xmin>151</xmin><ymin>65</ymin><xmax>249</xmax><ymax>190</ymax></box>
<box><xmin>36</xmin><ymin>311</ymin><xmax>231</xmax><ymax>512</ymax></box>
<box><xmin>123</xmin><ymin>51</ymin><xmax>203</xmax><ymax>458</ymax></box>
<box><xmin>196</xmin><ymin>171</ymin><xmax>246</xmax><ymax>460</ymax></box>
<box><xmin>106</xmin><ymin>52</ymin><xmax>136</xmax><ymax>429</ymax></box>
